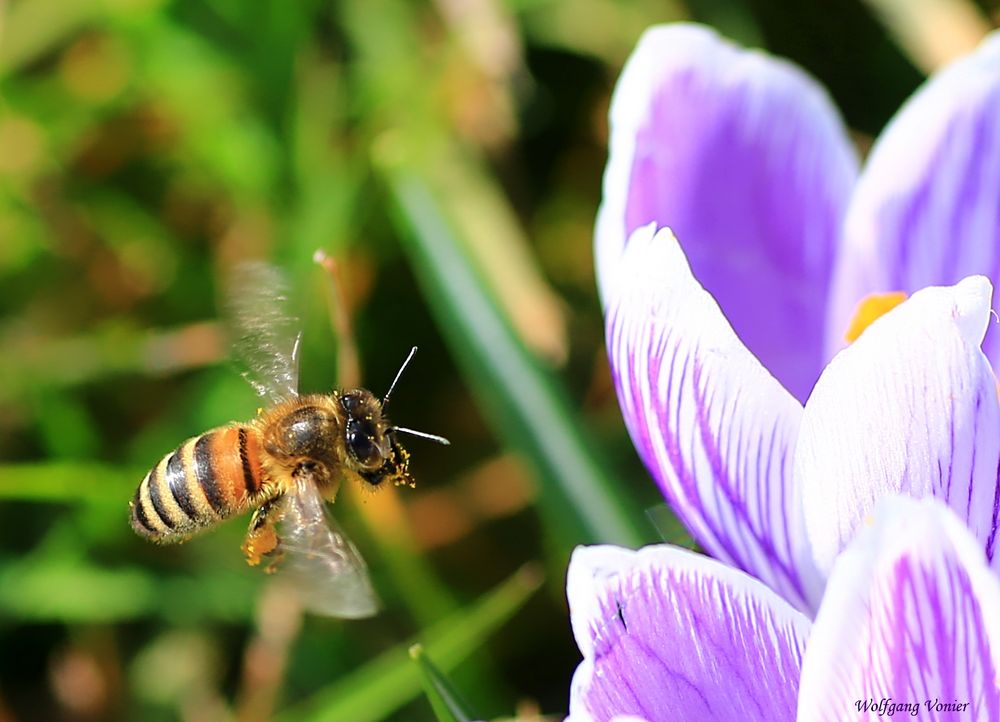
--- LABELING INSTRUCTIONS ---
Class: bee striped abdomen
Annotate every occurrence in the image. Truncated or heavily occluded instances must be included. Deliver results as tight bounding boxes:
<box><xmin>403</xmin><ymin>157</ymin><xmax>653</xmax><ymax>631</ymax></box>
<box><xmin>130</xmin><ymin>425</ymin><xmax>266</xmax><ymax>542</ymax></box>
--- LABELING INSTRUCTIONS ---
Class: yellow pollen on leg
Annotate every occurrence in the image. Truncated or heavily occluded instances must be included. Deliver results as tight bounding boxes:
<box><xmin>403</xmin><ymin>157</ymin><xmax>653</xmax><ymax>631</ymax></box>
<box><xmin>844</xmin><ymin>291</ymin><xmax>908</xmax><ymax>344</ymax></box>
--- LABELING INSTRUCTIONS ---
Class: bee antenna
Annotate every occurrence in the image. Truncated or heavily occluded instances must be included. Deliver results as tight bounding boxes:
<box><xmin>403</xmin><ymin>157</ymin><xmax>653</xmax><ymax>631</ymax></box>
<box><xmin>382</xmin><ymin>346</ymin><xmax>418</xmax><ymax>408</ymax></box>
<box><xmin>390</xmin><ymin>426</ymin><xmax>451</xmax><ymax>446</ymax></box>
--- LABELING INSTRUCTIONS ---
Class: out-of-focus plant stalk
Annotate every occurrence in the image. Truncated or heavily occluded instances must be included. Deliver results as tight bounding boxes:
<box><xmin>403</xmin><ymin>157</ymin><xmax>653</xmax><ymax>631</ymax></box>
<box><xmin>431</xmin><ymin>146</ymin><xmax>569</xmax><ymax>366</ymax></box>
<box><xmin>518</xmin><ymin>0</ymin><xmax>686</xmax><ymax>65</ymax></box>
<box><xmin>313</xmin><ymin>250</ymin><xmax>362</xmax><ymax>390</ymax></box>
<box><xmin>862</xmin><ymin>0</ymin><xmax>989</xmax><ymax>72</ymax></box>
<box><xmin>234</xmin><ymin>585</ymin><xmax>303</xmax><ymax>722</ymax></box>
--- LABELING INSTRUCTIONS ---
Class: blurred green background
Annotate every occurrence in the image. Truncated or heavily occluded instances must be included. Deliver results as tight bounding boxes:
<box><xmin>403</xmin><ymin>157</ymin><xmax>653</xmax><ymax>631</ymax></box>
<box><xmin>0</xmin><ymin>0</ymin><xmax>995</xmax><ymax>720</ymax></box>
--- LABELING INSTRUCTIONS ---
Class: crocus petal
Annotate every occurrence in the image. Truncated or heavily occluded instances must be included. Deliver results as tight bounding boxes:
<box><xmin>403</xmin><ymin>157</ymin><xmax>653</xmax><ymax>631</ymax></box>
<box><xmin>596</xmin><ymin>23</ymin><xmax>858</xmax><ymax>402</ymax></box>
<box><xmin>798</xmin><ymin>496</ymin><xmax>1000</xmax><ymax>722</ymax></box>
<box><xmin>829</xmin><ymin>30</ymin><xmax>1000</xmax><ymax>365</ymax></box>
<box><xmin>798</xmin><ymin>276</ymin><xmax>1000</xmax><ymax>575</ymax></box>
<box><xmin>567</xmin><ymin>544</ymin><xmax>810</xmax><ymax>722</ymax></box>
<box><xmin>606</xmin><ymin>224</ymin><xmax>823</xmax><ymax>611</ymax></box>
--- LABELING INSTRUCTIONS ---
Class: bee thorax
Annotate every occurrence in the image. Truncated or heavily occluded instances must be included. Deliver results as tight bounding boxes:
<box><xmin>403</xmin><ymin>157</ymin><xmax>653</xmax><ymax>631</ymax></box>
<box><xmin>264</xmin><ymin>404</ymin><xmax>340</xmax><ymax>462</ymax></box>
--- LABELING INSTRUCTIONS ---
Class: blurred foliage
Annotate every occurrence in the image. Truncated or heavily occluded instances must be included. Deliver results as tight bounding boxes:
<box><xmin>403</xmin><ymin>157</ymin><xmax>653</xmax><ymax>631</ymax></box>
<box><xmin>0</xmin><ymin>0</ymin><xmax>988</xmax><ymax>719</ymax></box>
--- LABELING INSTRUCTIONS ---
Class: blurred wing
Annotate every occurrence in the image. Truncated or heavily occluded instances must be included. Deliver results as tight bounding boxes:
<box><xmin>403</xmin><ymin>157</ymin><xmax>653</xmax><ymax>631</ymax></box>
<box><xmin>274</xmin><ymin>477</ymin><xmax>379</xmax><ymax>618</ymax></box>
<box><xmin>226</xmin><ymin>262</ymin><xmax>301</xmax><ymax>403</ymax></box>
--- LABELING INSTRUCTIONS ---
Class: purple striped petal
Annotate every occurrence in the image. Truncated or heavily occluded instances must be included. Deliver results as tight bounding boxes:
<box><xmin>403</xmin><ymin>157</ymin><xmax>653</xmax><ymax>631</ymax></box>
<box><xmin>596</xmin><ymin>23</ymin><xmax>858</xmax><ymax>402</ymax></box>
<box><xmin>798</xmin><ymin>496</ymin><xmax>1000</xmax><ymax>722</ymax></box>
<box><xmin>798</xmin><ymin>277</ymin><xmax>1000</xmax><ymax>576</ymax></box>
<box><xmin>828</xmin><ymin>31</ymin><xmax>1000</xmax><ymax>365</ymax></box>
<box><xmin>567</xmin><ymin>544</ymin><xmax>810</xmax><ymax>722</ymax></box>
<box><xmin>606</xmin><ymin>224</ymin><xmax>823</xmax><ymax>611</ymax></box>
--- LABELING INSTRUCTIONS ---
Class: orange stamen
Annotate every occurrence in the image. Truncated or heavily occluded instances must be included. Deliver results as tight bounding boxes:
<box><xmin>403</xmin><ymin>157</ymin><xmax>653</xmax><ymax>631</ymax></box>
<box><xmin>844</xmin><ymin>291</ymin><xmax>908</xmax><ymax>344</ymax></box>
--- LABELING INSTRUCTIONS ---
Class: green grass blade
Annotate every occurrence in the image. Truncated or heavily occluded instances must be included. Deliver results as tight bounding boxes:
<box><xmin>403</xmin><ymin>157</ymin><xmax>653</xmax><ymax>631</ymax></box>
<box><xmin>275</xmin><ymin>564</ymin><xmax>542</xmax><ymax>722</ymax></box>
<box><xmin>376</xmin><ymin>159</ymin><xmax>645</xmax><ymax>549</ymax></box>
<box><xmin>410</xmin><ymin>644</ymin><xmax>478</xmax><ymax>722</ymax></box>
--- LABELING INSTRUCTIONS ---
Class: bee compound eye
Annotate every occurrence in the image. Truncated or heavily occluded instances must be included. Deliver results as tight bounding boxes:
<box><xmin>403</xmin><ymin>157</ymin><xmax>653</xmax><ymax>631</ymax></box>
<box><xmin>346</xmin><ymin>421</ymin><xmax>377</xmax><ymax>463</ymax></box>
<box><xmin>340</xmin><ymin>393</ymin><xmax>360</xmax><ymax>412</ymax></box>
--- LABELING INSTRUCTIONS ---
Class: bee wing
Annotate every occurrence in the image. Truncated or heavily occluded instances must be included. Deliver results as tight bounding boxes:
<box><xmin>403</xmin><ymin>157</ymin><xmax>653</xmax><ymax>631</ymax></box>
<box><xmin>226</xmin><ymin>262</ymin><xmax>301</xmax><ymax>403</ymax></box>
<box><xmin>273</xmin><ymin>477</ymin><xmax>379</xmax><ymax>618</ymax></box>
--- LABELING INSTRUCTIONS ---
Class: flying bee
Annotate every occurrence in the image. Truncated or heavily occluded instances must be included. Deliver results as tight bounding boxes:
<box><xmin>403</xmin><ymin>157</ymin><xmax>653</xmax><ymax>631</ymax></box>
<box><xmin>129</xmin><ymin>263</ymin><xmax>447</xmax><ymax>618</ymax></box>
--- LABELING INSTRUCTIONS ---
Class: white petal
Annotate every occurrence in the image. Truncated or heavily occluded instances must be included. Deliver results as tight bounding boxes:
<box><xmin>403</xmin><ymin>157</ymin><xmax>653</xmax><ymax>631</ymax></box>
<box><xmin>568</xmin><ymin>544</ymin><xmax>810</xmax><ymax>722</ymax></box>
<box><xmin>798</xmin><ymin>277</ymin><xmax>1000</xmax><ymax>575</ymax></box>
<box><xmin>798</xmin><ymin>496</ymin><xmax>1000</xmax><ymax>722</ymax></box>
<box><xmin>606</xmin><ymin>224</ymin><xmax>823</xmax><ymax>610</ymax></box>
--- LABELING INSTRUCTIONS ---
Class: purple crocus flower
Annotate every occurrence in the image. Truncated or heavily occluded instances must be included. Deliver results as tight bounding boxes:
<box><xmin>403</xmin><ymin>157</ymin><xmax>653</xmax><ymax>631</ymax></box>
<box><xmin>596</xmin><ymin>24</ymin><xmax>1000</xmax><ymax>404</ymax></box>
<box><xmin>566</xmin><ymin>496</ymin><xmax>1000</xmax><ymax>722</ymax></box>
<box><xmin>596</xmin><ymin>25</ymin><xmax>1000</xmax><ymax>614</ymax></box>
<box><xmin>605</xmin><ymin>224</ymin><xmax>999</xmax><ymax>613</ymax></box>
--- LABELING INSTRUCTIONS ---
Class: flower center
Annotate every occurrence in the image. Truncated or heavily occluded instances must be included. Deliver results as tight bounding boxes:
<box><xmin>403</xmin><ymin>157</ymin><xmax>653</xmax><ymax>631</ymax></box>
<box><xmin>844</xmin><ymin>291</ymin><xmax>908</xmax><ymax>343</ymax></box>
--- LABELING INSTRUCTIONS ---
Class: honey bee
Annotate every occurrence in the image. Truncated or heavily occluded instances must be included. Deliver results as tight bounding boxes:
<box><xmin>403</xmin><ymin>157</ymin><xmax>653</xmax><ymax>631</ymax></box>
<box><xmin>129</xmin><ymin>263</ymin><xmax>447</xmax><ymax>618</ymax></box>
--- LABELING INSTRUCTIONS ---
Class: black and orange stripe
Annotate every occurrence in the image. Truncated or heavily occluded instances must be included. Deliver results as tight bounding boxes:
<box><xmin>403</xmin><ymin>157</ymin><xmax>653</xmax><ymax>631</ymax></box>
<box><xmin>130</xmin><ymin>424</ymin><xmax>266</xmax><ymax>542</ymax></box>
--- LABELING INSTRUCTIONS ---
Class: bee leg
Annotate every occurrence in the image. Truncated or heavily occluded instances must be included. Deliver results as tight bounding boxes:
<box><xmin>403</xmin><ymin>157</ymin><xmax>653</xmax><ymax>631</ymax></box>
<box><xmin>242</xmin><ymin>495</ymin><xmax>284</xmax><ymax>570</ymax></box>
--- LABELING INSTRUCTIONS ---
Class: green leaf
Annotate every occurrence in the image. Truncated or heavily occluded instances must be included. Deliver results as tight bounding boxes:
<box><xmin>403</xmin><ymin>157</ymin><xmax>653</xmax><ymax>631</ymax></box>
<box><xmin>375</xmin><ymin>155</ymin><xmax>646</xmax><ymax>549</ymax></box>
<box><xmin>275</xmin><ymin>564</ymin><xmax>542</xmax><ymax>722</ymax></box>
<box><xmin>410</xmin><ymin>644</ymin><xmax>478</xmax><ymax>722</ymax></box>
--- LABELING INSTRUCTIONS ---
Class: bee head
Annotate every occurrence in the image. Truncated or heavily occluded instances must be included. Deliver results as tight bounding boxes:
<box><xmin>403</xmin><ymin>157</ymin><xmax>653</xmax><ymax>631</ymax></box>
<box><xmin>336</xmin><ymin>348</ymin><xmax>448</xmax><ymax>490</ymax></box>
<box><xmin>337</xmin><ymin>389</ymin><xmax>412</xmax><ymax>489</ymax></box>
